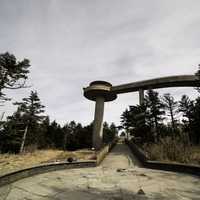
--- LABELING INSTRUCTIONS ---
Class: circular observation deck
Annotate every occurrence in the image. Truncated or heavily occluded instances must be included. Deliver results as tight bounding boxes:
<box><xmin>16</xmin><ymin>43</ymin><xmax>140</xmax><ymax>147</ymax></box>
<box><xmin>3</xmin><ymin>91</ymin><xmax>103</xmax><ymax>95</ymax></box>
<box><xmin>83</xmin><ymin>81</ymin><xmax>117</xmax><ymax>102</ymax></box>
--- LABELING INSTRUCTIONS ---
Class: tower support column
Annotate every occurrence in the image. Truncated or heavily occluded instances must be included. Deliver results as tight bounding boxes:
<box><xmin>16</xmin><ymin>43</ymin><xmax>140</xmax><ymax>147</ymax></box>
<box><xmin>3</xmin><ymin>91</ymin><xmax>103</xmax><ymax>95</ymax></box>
<box><xmin>139</xmin><ymin>89</ymin><xmax>144</xmax><ymax>105</ymax></box>
<box><xmin>84</xmin><ymin>80</ymin><xmax>117</xmax><ymax>150</ymax></box>
<box><xmin>93</xmin><ymin>96</ymin><xmax>105</xmax><ymax>150</ymax></box>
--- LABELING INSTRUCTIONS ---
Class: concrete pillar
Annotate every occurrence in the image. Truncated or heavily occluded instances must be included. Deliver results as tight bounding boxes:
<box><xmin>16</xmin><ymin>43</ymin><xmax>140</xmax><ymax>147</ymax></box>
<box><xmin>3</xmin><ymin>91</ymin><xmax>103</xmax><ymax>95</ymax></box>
<box><xmin>139</xmin><ymin>89</ymin><xmax>144</xmax><ymax>105</ymax></box>
<box><xmin>84</xmin><ymin>80</ymin><xmax>117</xmax><ymax>150</ymax></box>
<box><xmin>93</xmin><ymin>96</ymin><xmax>105</xmax><ymax>150</ymax></box>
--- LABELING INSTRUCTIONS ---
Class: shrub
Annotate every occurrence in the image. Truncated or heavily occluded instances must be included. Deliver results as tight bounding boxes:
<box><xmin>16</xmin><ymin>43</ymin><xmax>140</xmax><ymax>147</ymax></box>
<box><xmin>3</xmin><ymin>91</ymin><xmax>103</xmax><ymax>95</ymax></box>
<box><xmin>143</xmin><ymin>134</ymin><xmax>192</xmax><ymax>163</ymax></box>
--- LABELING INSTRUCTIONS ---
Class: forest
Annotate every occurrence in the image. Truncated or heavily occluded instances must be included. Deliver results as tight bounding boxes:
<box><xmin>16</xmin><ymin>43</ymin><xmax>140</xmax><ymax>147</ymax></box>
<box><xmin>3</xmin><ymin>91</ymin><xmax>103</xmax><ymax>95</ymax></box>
<box><xmin>121</xmin><ymin>81</ymin><xmax>200</xmax><ymax>164</ymax></box>
<box><xmin>0</xmin><ymin>52</ymin><xmax>117</xmax><ymax>154</ymax></box>
<box><xmin>0</xmin><ymin>51</ymin><xmax>200</xmax><ymax>166</ymax></box>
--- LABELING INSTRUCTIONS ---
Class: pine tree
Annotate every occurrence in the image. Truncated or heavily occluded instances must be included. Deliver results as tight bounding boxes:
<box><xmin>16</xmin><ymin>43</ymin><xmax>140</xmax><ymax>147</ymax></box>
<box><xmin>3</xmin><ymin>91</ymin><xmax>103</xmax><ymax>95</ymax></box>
<box><xmin>121</xmin><ymin>109</ymin><xmax>132</xmax><ymax>132</ymax></box>
<box><xmin>178</xmin><ymin>95</ymin><xmax>194</xmax><ymax>129</ymax></box>
<box><xmin>103</xmin><ymin>122</ymin><xmax>117</xmax><ymax>143</ymax></box>
<box><xmin>14</xmin><ymin>91</ymin><xmax>45</xmax><ymax>152</ymax></box>
<box><xmin>162</xmin><ymin>93</ymin><xmax>178</xmax><ymax>134</ymax></box>
<box><xmin>192</xmin><ymin>97</ymin><xmax>200</xmax><ymax>144</ymax></box>
<box><xmin>145</xmin><ymin>89</ymin><xmax>165</xmax><ymax>142</ymax></box>
<box><xmin>178</xmin><ymin>95</ymin><xmax>195</xmax><ymax>143</ymax></box>
<box><xmin>195</xmin><ymin>65</ymin><xmax>200</xmax><ymax>93</ymax></box>
<box><xmin>121</xmin><ymin>104</ymin><xmax>149</xmax><ymax>143</ymax></box>
<box><xmin>0</xmin><ymin>108</ymin><xmax>25</xmax><ymax>153</ymax></box>
<box><xmin>0</xmin><ymin>52</ymin><xmax>30</xmax><ymax>103</ymax></box>
<box><xmin>48</xmin><ymin>120</ymin><xmax>63</xmax><ymax>149</ymax></box>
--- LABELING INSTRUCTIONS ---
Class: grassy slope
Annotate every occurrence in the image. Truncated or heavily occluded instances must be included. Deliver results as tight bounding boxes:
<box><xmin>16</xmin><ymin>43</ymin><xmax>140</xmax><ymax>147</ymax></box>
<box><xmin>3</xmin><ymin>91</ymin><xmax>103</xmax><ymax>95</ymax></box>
<box><xmin>143</xmin><ymin>143</ymin><xmax>200</xmax><ymax>165</ymax></box>
<box><xmin>0</xmin><ymin>149</ymin><xmax>94</xmax><ymax>176</ymax></box>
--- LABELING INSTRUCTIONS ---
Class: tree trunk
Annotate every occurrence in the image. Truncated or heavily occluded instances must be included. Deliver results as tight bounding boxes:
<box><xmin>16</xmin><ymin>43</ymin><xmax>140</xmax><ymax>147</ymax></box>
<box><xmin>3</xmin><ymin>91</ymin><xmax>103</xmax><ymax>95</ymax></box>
<box><xmin>0</xmin><ymin>112</ymin><xmax>5</xmax><ymax>121</ymax></box>
<box><xmin>20</xmin><ymin>125</ymin><xmax>28</xmax><ymax>153</ymax></box>
<box><xmin>170</xmin><ymin>108</ymin><xmax>175</xmax><ymax>137</ymax></box>
<box><xmin>154</xmin><ymin>117</ymin><xmax>158</xmax><ymax>142</ymax></box>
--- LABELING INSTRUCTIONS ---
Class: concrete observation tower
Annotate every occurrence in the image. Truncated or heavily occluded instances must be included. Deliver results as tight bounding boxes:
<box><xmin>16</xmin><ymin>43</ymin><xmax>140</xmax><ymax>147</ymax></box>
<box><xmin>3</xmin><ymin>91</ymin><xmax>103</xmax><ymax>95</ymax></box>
<box><xmin>84</xmin><ymin>81</ymin><xmax>117</xmax><ymax>150</ymax></box>
<box><xmin>84</xmin><ymin>75</ymin><xmax>199</xmax><ymax>150</ymax></box>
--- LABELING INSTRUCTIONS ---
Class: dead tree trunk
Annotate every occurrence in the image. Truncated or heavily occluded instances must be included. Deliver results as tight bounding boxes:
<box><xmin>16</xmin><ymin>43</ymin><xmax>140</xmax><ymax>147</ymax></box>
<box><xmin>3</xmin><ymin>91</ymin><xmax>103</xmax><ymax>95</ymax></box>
<box><xmin>20</xmin><ymin>125</ymin><xmax>28</xmax><ymax>153</ymax></box>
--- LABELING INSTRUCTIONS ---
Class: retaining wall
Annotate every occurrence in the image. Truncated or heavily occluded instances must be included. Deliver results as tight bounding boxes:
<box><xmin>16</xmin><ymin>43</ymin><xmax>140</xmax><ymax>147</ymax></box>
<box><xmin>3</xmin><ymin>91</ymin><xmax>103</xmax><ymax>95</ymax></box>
<box><xmin>0</xmin><ymin>139</ymin><xmax>118</xmax><ymax>187</ymax></box>
<box><xmin>0</xmin><ymin>161</ymin><xmax>96</xmax><ymax>187</ymax></box>
<box><xmin>96</xmin><ymin>139</ymin><xmax>118</xmax><ymax>165</ymax></box>
<box><xmin>126</xmin><ymin>140</ymin><xmax>200</xmax><ymax>177</ymax></box>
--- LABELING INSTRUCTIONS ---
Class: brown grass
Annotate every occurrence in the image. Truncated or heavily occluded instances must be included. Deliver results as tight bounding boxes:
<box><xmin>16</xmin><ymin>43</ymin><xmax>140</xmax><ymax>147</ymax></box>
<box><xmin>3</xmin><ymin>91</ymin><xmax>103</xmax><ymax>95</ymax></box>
<box><xmin>0</xmin><ymin>149</ymin><xmax>94</xmax><ymax>176</ymax></box>
<box><xmin>190</xmin><ymin>146</ymin><xmax>200</xmax><ymax>165</ymax></box>
<box><xmin>142</xmin><ymin>137</ymin><xmax>200</xmax><ymax>165</ymax></box>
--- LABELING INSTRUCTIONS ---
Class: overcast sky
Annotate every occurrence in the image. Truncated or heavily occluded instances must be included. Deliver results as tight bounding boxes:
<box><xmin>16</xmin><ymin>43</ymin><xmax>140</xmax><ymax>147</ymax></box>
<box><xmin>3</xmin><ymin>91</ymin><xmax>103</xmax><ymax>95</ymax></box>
<box><xmin>0</xmin><ymin>0</ymin><xmax>200</xmax><ymax>126</ymax></box>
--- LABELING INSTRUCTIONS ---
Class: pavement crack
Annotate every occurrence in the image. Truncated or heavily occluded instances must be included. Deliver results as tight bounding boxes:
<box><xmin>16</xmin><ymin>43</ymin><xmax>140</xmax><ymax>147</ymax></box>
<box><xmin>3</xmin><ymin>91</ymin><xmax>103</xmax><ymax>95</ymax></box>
<box><xmin>14</xmin><ymin>185</ymin><xmax>49</xmax><ymax>198</ymax></box>
<box><xmin>2</xmin><ymin>185</ymin><xmax>12</xmax><ymax>200</ymax></box>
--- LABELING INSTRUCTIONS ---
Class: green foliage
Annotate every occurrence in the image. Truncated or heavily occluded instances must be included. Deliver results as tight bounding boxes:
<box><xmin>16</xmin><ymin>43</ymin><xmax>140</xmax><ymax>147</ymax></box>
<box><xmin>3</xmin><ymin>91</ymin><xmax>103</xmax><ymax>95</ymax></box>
<box><xmin>103</xmin><ymin>122</ymin><xmax>117</xmax><ymax>143</ymax></box>
<box><xmin>121</xmin><ymin>104</ymin><xmax>149</xmax><ymax>142</ymax></box>
<box><xmin>45</xmin><ymin>120</ymin><xmax>63</xmax><ymax>149</ymax></box>
<box><xmin>0</xmin><ymin>52</ymin><xmax>30</xmax><ymax>103</ymax></box>
<box><xmin>178</xmin><ymin>95</ymin><xmax>200</xmax><ymax>144</ymax></box>
<box><xmin>145</xmin><ymin>90</ymin><xmax>165</xmax><ymax>139</ymax></box>
<box><xmin>195</xmin><ymin>66</ymin><xmax>200</xmax><ymax>93</ymax></box>
<box><xmin>0</xmin><ymin>109</ymin><xmax>25</xmax><ymax>153</ymax></box>
<box><xmin>0</xmin><ymin>91</ymin><xmax>46</xmax><ymax>153</ymax></box>
<box><xmin>121</xmin><ymin>89</ymin><xmax>166</xmax><ymax>143</ymax></box>
<box><xmin>162</xmin><ymin>93</ymin><xmax>178</xmax><ymax>133</ymax></box>
<box><xmin>14</xmin><ymin>91</ymin><xmax>45</xmax><ymax>123</ymax></box>
<box><xmin>120</xmin><ymin>108</ymin><xmax>132</xmax><ymax>131</ymax></box>
<box><xmin>14</xmin><ymin>91</ymin><xmax>45</xmax><ymax>147</ymax></box>
<box><xmin>190</xmin><ymin>97</ymin><xmax>200</xmax><ymax>144</ymax></box>
<box><xmin>121</xmin><ymin>86</ymin><xmax>200</xmax><ymax>146</ymax></box>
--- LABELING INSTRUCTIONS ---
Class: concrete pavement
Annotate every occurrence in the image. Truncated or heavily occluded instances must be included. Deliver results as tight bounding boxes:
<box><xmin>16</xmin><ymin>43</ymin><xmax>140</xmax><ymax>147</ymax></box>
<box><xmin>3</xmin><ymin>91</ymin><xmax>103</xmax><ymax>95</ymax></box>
<box><xmin>0</xmin><ymin>143</ymin><xmax>200</xmax><ymax>200</ymax></box>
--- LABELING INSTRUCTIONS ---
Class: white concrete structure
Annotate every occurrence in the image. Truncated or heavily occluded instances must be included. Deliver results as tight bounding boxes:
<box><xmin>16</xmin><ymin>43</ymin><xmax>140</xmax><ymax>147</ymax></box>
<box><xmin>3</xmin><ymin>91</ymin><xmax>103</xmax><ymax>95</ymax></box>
<box><xmin>84</xmin><ymin>75</ymin><xmax>199</xmax><ymax>149</ymax></box>
<box><xmin>93</xmin><ymin>96</ymin><xmax>105</xmax><ymax>149</ymax></box>
<box><xmin>84</xmin><ymin>81</ymin><xmax>117</xmax><ymax>150</ymax></box>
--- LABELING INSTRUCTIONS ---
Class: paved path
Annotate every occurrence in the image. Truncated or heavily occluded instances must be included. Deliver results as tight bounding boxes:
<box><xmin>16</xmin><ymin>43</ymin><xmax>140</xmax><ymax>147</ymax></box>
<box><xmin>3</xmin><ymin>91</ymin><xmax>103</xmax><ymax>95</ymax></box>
<box><xmin>0</xmin><ymin>143</ymin><xmax>200</xmax><ymax>200</ymax></box>
<box><xmin>101</xmin><ymin>142</ymin><xmax>141</xmax><ymax>169</ymax></box>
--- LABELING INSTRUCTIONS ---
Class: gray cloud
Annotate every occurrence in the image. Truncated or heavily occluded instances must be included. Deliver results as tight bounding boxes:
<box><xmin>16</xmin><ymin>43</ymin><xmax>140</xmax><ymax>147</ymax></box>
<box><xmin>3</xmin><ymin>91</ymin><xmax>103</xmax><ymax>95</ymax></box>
<box><xmin>0</xmin><ymin>0</ymin><xmax>200</xmax><ymax>125</ymax></box>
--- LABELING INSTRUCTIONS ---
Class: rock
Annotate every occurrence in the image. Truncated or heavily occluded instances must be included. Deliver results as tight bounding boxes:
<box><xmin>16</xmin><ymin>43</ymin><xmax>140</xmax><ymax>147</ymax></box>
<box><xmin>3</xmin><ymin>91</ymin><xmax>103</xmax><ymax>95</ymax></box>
<box><xmin>88</xmin><ymin>155</ymin><xmax>97</xmax><ymax>160</ymax></box>
<box><xmin>67</xmin><ymin>157</ymin><xmax>74</xmax><ymax>163</ymax></box>
<box><xmin>116</xmin><ymin>168</ymin><xmax>126</xmax><ymax>172</ymax></box>
<box><xmin>139</xmin><ymin>173</ymin><xmax>147</xmax><ymax>177</ymax></box>
<box><xmin>137</xmin><ymin>188</ymin><xmax>145</xmax><ymax>195</ymax></box>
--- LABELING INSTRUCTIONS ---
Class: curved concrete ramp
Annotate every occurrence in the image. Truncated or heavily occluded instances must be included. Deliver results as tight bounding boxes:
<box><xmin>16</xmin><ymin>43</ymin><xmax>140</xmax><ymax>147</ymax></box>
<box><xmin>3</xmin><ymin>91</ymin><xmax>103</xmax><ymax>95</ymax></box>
<box><xmin>0</xmin><ymin>143</ymin><xmax>200</xmax><ymax>200</ymax></box>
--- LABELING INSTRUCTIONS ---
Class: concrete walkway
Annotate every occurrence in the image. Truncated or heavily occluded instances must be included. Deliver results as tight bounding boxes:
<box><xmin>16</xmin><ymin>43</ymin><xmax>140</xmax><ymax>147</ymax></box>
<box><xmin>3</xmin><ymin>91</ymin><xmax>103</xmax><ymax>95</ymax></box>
<box><xmin>0</xmin><ymin>143</ymin><xmax>200</xmax><ymax>200</ymax></box>
<box><xmin>101</xmin><ymin>142</ymin><xmax>141</xmax><ymax>169</ymax></box>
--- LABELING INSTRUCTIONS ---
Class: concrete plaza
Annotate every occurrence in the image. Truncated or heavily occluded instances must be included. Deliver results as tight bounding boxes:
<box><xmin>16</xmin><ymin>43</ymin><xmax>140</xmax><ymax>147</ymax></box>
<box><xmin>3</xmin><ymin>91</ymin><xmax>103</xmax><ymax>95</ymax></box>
<box><xmin>0</xmin><ymin>143</ymin><xmax>200</xmax><ymax>200</ymax></box>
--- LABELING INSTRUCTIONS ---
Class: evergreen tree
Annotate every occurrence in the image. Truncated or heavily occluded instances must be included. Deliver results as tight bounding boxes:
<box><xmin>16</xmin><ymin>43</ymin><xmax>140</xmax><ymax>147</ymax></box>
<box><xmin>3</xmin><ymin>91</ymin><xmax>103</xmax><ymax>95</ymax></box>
<box><xmin>121</xmin><ymin>108</ymin><xmax>132</xmax><ymax>132</ymax></box>
<box><xmin>195</xmin><ymin>66</ymin><xmax>200</xmax><ymax>93</ymax></box>
<box><xmin>0</xmin><ymin>52</ymin><xmax>30</xmax><ymax>103</ymax></box>
<box><xmin>145</xmin><ymin>89</ymin><xmax>165</xmax><ymax>142</ymax></box>
<box><xmin>103</xmin><ymin>122</ymin><xmax>117</xmax><ymax>143</ymax></box>
<box><xmin>192</xmin><ymin>97</ymin><xmax>200</xmax><ymax>144</ymax></box>
<box><xmin>75</xmin><ymin>122</ymin><xmax>92</xmax><ymax>149</ymax></box>
<box><xmin>48</xmin><ymin>120</ymin><xmax>63</xmax><ymax>149</ymax></box>
<box><xmin>121</xmin><ymin>104</ymin><xmax>149</xmax><ymax>143</ymax></box>
<box><xmin>178</xmin><ymin>95</ymin><xmax>200</xmax><ymax>144</ymax></box>
<box><xmin>14</xmin><ymin>91</ymin><xmax>45</xmax><ymax>151</ymax></box>
<box><xmin>178</xmin><ymin>95</ymin><xmax>194</xmax><ymax>132</ymax></box>
<box><xmin>162</xmin><ymin>93</ymin><xmax>178</xmax><ymax>134</ymax></box>
<box><xmin>0</xmin><ymin>108</ymin><xmax>25</xmax><ymax>153</ymax></box>
<box><xmin>37</xmin><ymin>116</ymin><xmax>51</xmax><ymax>149</ymax></box>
